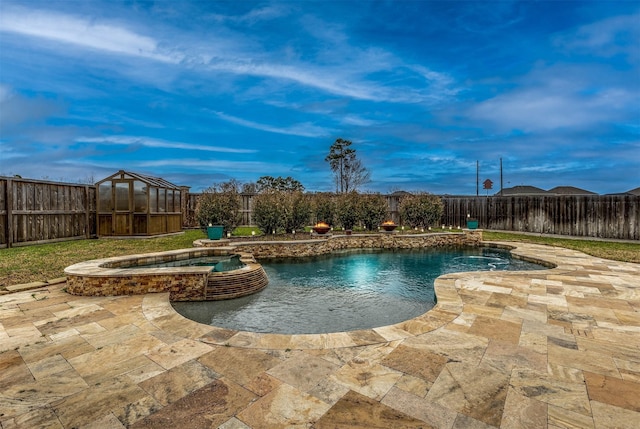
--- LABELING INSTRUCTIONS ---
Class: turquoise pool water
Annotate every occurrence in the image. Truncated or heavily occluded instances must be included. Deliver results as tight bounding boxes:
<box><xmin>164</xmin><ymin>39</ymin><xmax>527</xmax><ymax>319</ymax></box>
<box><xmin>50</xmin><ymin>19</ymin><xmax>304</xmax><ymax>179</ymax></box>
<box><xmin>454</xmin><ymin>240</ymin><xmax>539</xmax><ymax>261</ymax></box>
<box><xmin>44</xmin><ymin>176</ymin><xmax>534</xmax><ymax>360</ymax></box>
<box><xmin>125</xmin><ymin>255</ymin><xmax>244</xmax><ymax>272</ymax></box>
<box><xmin>171</xmin><ymin>247</ymin><xmax>545</xmax><ymax>334</ymax></box>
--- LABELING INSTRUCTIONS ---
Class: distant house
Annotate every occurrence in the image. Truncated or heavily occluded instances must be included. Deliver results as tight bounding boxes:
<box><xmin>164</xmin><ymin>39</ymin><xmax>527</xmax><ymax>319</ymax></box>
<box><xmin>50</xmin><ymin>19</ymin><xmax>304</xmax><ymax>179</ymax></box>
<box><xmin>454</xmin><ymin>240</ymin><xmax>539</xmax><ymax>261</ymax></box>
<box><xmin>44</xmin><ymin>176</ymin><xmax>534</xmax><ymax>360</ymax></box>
<box><xmin>626</xmin><ymin>187</ymin><xmax>640</xmax><ymax>196</ymax></box>
<box><xmin>496</xmin><ymin>185</ymin><xmax>548</xmax><ymax>196</ymax></box>
<box><xmin>605</xmin><ymin>187</ymin><xmax>640</xmax><ymax>196</ymax></box>
<box><xmin>497</xmin><ymin>185</ymin><xmax>602</xmax><ymax>196</ymax></box>
<box><xmin>390</xmin><ymin>190</ymin><xmax>412</xmax><ymax>197</ymax></box>
<box><xmin>547</xmin><ymin>186</ymin><xmax>597</xmax><ymax>195</ymax></box>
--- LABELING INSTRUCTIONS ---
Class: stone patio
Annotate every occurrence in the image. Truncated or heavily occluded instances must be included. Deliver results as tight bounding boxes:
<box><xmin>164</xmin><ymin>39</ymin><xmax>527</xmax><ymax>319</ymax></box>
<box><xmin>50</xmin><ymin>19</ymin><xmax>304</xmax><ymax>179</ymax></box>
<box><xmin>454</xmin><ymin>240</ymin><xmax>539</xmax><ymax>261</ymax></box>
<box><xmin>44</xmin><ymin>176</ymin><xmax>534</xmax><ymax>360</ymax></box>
<box><xmin>1</xmin><ymin>242</ymin><xmax>639</xmax><ymax>428</ymax></box>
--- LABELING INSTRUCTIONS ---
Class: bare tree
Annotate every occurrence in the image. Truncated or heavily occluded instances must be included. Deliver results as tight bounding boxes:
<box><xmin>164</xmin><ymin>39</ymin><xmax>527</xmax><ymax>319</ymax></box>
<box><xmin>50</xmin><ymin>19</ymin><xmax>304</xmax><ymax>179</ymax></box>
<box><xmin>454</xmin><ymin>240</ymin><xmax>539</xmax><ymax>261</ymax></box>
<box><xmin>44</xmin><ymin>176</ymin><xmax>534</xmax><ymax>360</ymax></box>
<box><xmin>325</xmin><ymin>138</ymin><xmax>370</xmax><ymax>193</ymax></box>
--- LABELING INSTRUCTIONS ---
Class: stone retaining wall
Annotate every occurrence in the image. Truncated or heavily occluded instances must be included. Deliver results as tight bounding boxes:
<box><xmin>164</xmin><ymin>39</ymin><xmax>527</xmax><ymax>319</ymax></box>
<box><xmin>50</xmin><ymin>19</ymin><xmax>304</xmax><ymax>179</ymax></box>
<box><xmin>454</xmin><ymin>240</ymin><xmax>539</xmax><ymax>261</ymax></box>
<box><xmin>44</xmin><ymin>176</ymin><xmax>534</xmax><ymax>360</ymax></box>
<box><xmin>65</xmin><ymin>271</ymin><xmax>209</xmax><ymax>301</ymax></box>
<box><xmin>197</xmin><ymin>231</ymin><xmax>483</xmax><ymax>259</ymax></box>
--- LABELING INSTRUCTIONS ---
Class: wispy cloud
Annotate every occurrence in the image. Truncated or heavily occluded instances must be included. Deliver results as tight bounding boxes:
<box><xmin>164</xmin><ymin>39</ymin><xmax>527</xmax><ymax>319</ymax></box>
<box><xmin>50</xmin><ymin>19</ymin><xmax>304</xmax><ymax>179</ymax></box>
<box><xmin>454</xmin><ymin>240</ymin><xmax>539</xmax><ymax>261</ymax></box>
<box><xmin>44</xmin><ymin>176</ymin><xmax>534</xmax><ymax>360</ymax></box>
<box><xmin>138</xmin><ymin>158</ymin><xmax>279</xmax><ymax>174</ymax></box>
<box><xmin>211</xmin><ymin>111</ymin><xmax>332</xmax><ymax>138</ymax></box>
<box><xmin>76</xmin><ymin>136</ymin><xmax>257</xmax><ymax>154</ymax></box>
<box><xmin>552</xmin><ymin>12</ymin><xmax>640</xmax><ymax>61</ymax></box>
<box><xmin>210</xmin><ymin>4</ymin><xmax>290</xmax><ymax>25</ymax></box>
<box><xmin>0</xmin><ymin>6</ymin><xmax>180</xmax><ymax>63</ymax></box>
<box><xmin>0</xmin><ymin>85</ymin><xmax>66</xmax><ymax>131</ymax></box>
<box><xmin>518</xmin><ymin>161</ymin><xmax>594</xmax><ymax>174</ymax></box>
<box><xmin>206</xmin><ymin>60</ymin><xmax>404</xmax><ymax>102</ymax></box>
<box><xmin>6</xmin><ymin>5</ymin><xmax>451</xmax><ymax>104</ymax></box>
<box><xmin>0</xmin><ymin>5</ymin><xmax>459</xmax><ymax>105</ymax></box>
<box><xmin>340</xmin><ymin>115</ymin><xmax>379</xmax><ymax>127</ymax></box>
<box><xmin>468</xmin><ymin>64</ymin><xmax>636</xmax><ymax>132</ymax></box>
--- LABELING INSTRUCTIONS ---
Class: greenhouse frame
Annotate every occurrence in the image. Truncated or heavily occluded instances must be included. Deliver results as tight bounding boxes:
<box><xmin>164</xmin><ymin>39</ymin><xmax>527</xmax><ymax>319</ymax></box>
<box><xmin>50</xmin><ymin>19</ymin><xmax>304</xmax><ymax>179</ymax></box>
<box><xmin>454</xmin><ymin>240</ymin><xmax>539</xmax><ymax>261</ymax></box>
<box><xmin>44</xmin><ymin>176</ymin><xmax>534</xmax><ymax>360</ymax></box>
<box><xmin>96</xmin><ymin>170</ymin><xmax>183</xmax><ymax>236</ymax></box>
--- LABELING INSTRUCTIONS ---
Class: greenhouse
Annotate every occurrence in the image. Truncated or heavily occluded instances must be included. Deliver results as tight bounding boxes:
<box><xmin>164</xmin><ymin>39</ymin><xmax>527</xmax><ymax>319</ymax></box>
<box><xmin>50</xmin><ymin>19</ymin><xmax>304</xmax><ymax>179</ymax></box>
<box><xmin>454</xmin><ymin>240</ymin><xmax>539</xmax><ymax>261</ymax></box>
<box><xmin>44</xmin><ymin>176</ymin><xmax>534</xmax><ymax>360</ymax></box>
<box><xmin>96</xmin><ymin>170</ymin><xmax>183</xmax><ymax>236</ymax></box>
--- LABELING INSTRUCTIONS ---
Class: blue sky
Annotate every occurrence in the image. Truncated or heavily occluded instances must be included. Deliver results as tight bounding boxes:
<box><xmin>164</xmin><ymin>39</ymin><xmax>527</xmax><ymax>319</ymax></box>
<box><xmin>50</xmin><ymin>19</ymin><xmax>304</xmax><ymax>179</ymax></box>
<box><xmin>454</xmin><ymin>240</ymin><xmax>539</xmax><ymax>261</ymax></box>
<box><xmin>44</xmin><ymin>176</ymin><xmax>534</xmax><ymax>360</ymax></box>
<box><xmin>1</xmin><ymin>1</ymin><xmax>638</xmax><ymax>194</ymax></box>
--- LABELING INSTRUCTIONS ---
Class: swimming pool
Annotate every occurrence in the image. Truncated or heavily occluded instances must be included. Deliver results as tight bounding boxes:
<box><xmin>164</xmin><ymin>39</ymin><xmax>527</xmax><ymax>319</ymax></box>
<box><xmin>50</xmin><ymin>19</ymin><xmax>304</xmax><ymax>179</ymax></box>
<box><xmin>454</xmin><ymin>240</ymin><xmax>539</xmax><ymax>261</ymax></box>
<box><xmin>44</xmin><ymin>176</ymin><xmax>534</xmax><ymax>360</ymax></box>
<box><xmin>171</xmin><ymin>246</ymin><xmax>545</xmax><ymax>334</ymax></box>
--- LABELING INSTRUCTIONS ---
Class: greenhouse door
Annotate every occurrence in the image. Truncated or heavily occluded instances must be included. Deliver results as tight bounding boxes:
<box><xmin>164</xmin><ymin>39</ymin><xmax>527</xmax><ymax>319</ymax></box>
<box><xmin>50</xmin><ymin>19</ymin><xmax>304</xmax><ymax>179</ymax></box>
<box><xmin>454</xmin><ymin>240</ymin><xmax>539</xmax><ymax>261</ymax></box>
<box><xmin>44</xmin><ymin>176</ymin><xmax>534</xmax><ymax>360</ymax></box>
<box><xmin>113</xmin><ymin>181</ymin><xmax>132</xmax><ymax>235</ymax></box>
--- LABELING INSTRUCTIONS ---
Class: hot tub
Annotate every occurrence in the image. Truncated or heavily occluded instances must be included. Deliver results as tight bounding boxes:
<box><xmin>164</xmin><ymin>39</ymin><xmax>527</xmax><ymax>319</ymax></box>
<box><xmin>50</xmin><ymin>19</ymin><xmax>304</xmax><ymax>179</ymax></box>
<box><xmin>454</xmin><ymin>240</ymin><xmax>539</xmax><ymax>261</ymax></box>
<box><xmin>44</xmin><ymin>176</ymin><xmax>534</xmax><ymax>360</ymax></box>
<box><xmin>64</xmin><ymin>247</ymin><xmax>268</xmax><ymax>301</ymax></box>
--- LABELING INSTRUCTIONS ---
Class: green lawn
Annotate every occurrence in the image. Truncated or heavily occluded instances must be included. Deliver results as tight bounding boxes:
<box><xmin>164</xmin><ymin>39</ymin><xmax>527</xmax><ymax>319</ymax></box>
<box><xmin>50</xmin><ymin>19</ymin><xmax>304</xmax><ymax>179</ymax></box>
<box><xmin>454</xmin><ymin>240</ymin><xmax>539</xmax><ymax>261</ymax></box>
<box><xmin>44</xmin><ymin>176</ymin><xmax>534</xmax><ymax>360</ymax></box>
<box><xmin>0</xmin><ymin>230</ymin><xmax>206</xmax><ymax>288</ymax></box>
<box><xmin>1</xmin><ymin>229</ymin><xmax>638</xmax><ymax>289</ymax></box>
<box><xmin>483</xmin><ymin>231</ymin><xmax>640</xmax><ymax>264</ymax></box>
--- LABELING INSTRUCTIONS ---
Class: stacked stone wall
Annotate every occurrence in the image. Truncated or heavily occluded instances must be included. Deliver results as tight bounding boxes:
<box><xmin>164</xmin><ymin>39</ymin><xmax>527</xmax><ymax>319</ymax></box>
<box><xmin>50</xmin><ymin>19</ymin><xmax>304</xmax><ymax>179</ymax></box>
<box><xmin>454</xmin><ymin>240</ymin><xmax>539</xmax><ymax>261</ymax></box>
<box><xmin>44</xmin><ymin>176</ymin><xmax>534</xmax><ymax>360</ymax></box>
<box><xmin>222</xmin><ymin>231</ymin><xmax>482</xmax><ymax>259</ymax></box>
<box><xmin>65</xmin><ymin>272</ymin><xmax>207</xmax><ymax>299</ymax></box>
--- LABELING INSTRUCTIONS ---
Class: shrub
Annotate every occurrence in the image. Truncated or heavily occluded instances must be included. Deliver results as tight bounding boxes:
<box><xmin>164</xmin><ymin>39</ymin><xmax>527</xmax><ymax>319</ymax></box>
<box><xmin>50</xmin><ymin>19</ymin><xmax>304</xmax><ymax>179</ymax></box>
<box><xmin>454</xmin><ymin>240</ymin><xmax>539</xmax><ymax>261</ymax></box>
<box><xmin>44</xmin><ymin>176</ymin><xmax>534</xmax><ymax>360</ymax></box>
<box><xmin>252</xmin><ymin>190</ymin><xmax>284</xmax><ymax>234</ymax></box>
<box><xmin>311</xmin><ymin>193</ymin><xmax>336</xmax><ymax>225</ymax></box>
<box><xmin>195</xmin><ymin>181</ymin><xmax>242</xmax><ymax>235</ymax></box>
<box><xmin>358</xmin><ymin>193</ymin><xmax>388</xmax><ymax>231</ymax></box>
<box><xmin>252</xmin><ymin>190</ymin><xmax>311</xmax><ymax>234</ymax></box>
<box><xmin>336</xmin><ymin>192</ymin><xmax>359</xmax><ymax>230</ymax></box>
<box><xmin>282</xmin><ymin>191</ymin><xmax>312</xmax><ymax>233</ymax></box>
<box><xmin>399</xmin><ymin>193</ymin><xmax>443</xmax><ymax>229</ymax></box>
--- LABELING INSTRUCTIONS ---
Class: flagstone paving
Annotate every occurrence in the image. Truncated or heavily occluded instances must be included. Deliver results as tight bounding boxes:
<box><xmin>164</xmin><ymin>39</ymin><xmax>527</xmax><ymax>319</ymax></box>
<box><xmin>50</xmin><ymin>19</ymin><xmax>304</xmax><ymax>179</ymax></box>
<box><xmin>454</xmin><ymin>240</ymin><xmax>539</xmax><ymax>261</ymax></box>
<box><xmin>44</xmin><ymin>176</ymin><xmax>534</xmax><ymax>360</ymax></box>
<box><xmin>1</xmin><ymin>242</ymin><xmax>639</xmax><ymax>428</ymax></box>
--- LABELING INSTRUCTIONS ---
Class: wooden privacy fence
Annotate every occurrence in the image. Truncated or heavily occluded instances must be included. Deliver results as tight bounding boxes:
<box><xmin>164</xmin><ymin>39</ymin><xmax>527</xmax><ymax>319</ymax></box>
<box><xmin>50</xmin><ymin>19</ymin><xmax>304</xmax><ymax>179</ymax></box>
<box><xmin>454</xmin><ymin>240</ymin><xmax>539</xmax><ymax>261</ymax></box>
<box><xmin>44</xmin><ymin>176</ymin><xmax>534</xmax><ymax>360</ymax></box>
<box><xmin>186</xmin><ymin>193</ymin><xmax>639</xmax><ymax>240</ymax></box>
<box><xmin>2</xmin><ymin>176</ymin><xmax>638</xmax><ymax>248</ymax></box>
<box><xmin>441</xmin><ymin>195</ymin><xmax>640</xmax><ymax>240</ymax></box>
<box><xmin>0</xmin><ymin>177</ymin><xmax>96</xmax><ymax>248</ymax></box>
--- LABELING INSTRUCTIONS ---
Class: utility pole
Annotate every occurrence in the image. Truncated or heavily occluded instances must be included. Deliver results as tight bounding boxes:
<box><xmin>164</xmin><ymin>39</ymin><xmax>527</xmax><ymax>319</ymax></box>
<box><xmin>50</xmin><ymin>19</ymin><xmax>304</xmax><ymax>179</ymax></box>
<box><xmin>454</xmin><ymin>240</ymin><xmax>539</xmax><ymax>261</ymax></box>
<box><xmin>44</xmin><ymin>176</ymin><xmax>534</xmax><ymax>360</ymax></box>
<box><xmin>500</xmin><ymin>158</ymin><xmax>503</xmax><ymax>196</ymax></box>
<box><xmin>476</xmin><ymin>160</ymin><xmax>479</xmax><ymax>196</ymax></box>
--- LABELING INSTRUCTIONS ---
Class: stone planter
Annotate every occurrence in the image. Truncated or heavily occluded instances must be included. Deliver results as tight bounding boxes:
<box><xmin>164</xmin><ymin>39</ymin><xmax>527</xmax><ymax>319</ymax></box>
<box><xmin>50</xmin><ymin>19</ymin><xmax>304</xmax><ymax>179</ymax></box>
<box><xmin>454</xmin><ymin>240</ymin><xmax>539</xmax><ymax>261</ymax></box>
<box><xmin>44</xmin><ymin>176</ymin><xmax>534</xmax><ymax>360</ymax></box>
<box><xmin>380</xmin><ymin>221</ymin><xmax>398</xmax><ymax>232</ymax></box>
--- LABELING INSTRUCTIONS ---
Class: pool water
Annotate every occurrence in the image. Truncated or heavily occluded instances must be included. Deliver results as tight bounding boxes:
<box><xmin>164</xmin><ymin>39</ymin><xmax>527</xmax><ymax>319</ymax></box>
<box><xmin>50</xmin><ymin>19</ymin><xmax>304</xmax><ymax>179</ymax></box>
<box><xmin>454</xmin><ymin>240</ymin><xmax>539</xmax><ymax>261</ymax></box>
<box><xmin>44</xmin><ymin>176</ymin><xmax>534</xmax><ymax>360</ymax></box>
<box><xmin>171</xmin><ymin>247</ymin><xmax>545</xmax><ymax>334</ymax></box>
<box><xmin>127</xmin><ymin>255</ymin><xmax>244</xmax><ymax>272</ymax></box>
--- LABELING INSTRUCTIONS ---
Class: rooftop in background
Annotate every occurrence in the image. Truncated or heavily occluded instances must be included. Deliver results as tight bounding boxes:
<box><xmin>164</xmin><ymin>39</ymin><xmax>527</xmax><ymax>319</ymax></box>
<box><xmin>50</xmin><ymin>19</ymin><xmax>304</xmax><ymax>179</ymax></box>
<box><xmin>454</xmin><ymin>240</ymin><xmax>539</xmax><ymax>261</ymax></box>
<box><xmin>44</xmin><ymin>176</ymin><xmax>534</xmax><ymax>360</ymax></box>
<box><xmin>547</xmin><ymin>186</ymin><xmax>597</xmax><ymax>195</ymax></box>
<box><xmin>497</xmin><ymin>185</ymin><xmax>549</xmax><ymax>196</ymax></box>
<box><xmin>626</xmin><ymin>187</ymin><xmax>640</xmax><ymax>196</ymax></box>
<box><xmin>493</xmin><ymin>185</ymin><xmax>640</xmax><ymax>196</ymax></box>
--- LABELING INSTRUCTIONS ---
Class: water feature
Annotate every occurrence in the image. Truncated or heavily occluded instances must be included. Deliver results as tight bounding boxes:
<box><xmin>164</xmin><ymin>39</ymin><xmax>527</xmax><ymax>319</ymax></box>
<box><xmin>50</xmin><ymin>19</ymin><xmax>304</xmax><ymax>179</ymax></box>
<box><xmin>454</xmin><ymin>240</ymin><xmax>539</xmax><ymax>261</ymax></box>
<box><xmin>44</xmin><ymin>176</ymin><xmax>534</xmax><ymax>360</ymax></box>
<box><xmin>171</xmin><ymin>246</ymin><xmax>545</xmax><ymax>334</ymax></box>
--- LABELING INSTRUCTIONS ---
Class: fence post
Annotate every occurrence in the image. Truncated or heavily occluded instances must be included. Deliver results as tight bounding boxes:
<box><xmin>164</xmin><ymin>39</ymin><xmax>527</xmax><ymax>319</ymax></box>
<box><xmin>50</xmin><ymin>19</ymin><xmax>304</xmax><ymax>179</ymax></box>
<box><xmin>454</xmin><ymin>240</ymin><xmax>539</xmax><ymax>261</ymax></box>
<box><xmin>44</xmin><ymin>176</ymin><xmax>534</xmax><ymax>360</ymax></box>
<box><xmin>6</xmin><ymin>178</ymin><xmax>13</xmax><ymax>248</ymax></box>
<box><xmin>84</xmin><ymin>185</ymin><xmax>91</xmax><ymax>239</ymax></box>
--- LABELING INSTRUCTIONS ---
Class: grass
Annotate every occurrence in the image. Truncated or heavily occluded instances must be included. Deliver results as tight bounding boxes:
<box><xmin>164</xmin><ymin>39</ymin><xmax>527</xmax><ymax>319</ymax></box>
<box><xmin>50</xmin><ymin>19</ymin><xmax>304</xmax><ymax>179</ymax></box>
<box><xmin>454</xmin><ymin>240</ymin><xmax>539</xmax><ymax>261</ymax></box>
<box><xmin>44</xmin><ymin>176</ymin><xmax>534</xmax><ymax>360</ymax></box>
<box><xmin>483</xmin><ymin>231</ymin><xmax>640</xmax><ymax>264</ymax></box>
<box><xmin>231</xmin><ymin>226</ymin><xmax>262</xmax><ymax>236</ymax></box>
<box><xmin>0</xmin><ymin>230</ymin><xmax>206</xmax><ymax>288</ymax></box>
<box><xmin>1</xmin><ymin>229</ymin><xmax>638</xmax><ymax>289</ymax></box>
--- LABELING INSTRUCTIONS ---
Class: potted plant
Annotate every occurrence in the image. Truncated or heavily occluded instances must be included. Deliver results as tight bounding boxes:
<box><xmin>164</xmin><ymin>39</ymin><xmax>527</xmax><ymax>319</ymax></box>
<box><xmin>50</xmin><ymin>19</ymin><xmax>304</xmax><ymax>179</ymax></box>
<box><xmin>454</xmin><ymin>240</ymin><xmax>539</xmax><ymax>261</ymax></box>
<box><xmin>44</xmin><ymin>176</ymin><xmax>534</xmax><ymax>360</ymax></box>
<box><xmin>206</xmin><ymin>223</ymin><xmax>224</xmax><ymax>240</ymax></box>
<box><xmin>195</xmin><ymin>181</ymin><xmax>242</xmax><ymax>240</ymax></box>
<box><xmin>466</xmin><ymin>214</ymin><xmax>478</xmax><ymax>229</ymax></box>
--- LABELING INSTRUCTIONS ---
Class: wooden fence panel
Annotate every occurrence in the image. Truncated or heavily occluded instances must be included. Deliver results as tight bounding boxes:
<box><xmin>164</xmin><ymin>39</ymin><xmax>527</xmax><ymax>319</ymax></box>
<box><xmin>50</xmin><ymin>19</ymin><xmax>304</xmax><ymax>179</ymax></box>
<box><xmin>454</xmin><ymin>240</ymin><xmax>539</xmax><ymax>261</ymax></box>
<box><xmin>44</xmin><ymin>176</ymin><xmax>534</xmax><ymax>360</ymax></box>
<box><xmin>0</xmin><ymin>180</ymin><xmax>6</xmax><ymax>246</ymax></box>
<box><xmin>184</xmin><ymin>193</ymin><xmax>199</xmax><ymax>228</ymax></box>
<box><xmin>0</xmin><ymin>177</ymin><xmax>97</xmax><ymax>248</ymax></box>
<box><xmin>441</xmin><ymin>195</ymin><xmax>639</xmax><ymax>240</ymax></box>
